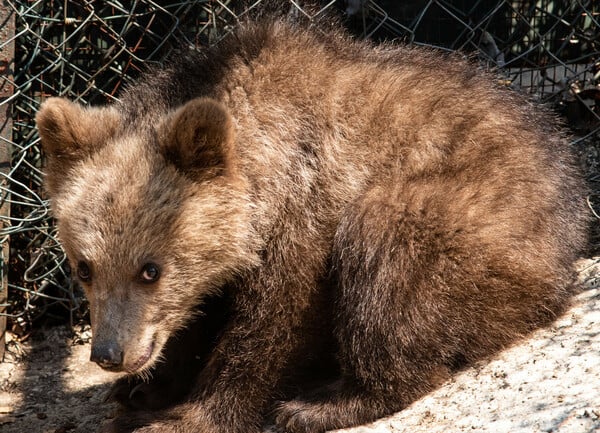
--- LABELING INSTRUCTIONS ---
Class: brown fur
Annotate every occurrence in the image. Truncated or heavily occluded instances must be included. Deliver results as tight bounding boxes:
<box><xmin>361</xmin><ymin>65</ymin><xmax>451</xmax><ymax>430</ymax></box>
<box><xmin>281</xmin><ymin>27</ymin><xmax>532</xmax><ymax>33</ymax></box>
<box><xmin>36</xmin><ymin>18</ymin><xmax>588</xmax><ymax>433</ymax></box>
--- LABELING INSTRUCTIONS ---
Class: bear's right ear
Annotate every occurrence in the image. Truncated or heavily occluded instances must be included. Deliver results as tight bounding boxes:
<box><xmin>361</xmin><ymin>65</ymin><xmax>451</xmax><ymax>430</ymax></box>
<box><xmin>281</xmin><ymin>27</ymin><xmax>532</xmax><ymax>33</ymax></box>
<box><xmin>36</xmin><ymin>97</ymin><xmax>121</xmax><ymax>195</ymax></box>
<box><xmin>159</xmin><ymin>97</ymin><xmax>236</xmax><ymax>179</ymax></box>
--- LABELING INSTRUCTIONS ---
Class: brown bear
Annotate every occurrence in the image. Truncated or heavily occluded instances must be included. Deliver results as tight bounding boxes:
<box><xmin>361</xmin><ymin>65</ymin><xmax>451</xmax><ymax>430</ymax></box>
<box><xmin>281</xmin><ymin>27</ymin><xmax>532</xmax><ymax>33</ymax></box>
<box><xmin>36</xmin><ymin>15</ymin><xmax>588</xmax><ymax>433</ymax></box>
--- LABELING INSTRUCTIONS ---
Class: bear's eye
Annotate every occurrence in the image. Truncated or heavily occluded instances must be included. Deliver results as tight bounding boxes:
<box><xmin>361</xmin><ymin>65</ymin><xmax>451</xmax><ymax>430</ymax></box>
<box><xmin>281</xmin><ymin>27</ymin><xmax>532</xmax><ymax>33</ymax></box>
<box><xmin>140</xmin><ymin>263</ymin><xmax>160</xmax><ymax>283</ymax></box>
<box><xmin>77</xmin><ymin>261</ymin><xmax>92</xmax><ymax>282</ymax></box>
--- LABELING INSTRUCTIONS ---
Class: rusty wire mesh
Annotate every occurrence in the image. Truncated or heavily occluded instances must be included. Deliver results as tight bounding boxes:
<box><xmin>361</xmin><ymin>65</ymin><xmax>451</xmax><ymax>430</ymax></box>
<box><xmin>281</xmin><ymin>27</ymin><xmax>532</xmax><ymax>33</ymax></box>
<box><xmin>0</xmin><ymin>0</ymin><xmax>599</xmax><ymax>333</ymax></box>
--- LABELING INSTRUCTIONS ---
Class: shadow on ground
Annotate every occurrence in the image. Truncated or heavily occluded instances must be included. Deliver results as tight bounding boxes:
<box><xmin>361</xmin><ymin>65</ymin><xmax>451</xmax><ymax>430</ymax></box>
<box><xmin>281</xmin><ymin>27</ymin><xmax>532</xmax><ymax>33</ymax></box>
<box><xmin>0</xmin><ymin>325</ymin><xmax>117</xmax><ymax>433</ymax></box>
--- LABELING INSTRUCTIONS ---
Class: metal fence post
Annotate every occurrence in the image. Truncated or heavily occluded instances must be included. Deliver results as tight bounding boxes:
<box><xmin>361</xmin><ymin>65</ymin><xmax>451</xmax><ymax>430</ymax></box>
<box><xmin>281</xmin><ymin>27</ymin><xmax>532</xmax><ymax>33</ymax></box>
<box><xmin>0</xmin><ymin>1</ymin><xmax>15</xmax><ymax>360</ymax></box>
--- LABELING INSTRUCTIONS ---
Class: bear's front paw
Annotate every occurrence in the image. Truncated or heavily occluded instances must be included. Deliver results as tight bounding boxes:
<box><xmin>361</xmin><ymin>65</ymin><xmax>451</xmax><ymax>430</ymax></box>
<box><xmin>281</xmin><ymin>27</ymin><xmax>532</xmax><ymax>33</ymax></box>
<box><xmin>98</xmin><ymin>404</ymin><xmax>218</xmax><ymax>433</ymax></box>
<box><xmin>105</xmin><ymin>376</ymin><xmax>139</xmax><ymax>406</ymax></box>
<box><xmin>274</xmin><ymin>400</ymin><xmax>330</xmax><ymax>433</ymax></box>
<box><xmin>106</xmin><ymin>376</ymin><xmax>175</xmax><ymax>411</ymax></box>
<box><xmin>130</xmin><ymin>422</ymin><xmax>181</xmax><ymax>433</ymax></box>
<box><xmin>100</xmin><ymin>420</ymin><xmax>180</xmax><ymax>433</ymax></box>
<box><xmin>98</xmin><ymin>409</ymin><xmax>161</xmax><ymax>433</ymax></box>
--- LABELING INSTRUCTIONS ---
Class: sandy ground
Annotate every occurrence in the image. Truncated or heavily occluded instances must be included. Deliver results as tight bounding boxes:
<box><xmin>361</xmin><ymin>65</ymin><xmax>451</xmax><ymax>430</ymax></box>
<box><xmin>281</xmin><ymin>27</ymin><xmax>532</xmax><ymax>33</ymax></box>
<box><xmin>0</xmin><ymin>258</ymin><xmax>599</xmax><ymax>433</ymax></box>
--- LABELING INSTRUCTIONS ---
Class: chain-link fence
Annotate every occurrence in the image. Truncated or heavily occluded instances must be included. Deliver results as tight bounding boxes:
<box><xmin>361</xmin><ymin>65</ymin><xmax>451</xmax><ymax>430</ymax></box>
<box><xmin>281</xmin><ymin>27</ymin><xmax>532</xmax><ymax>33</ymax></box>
<box><xmin>1</xmin><ymin>0</ymin><xmax>599</xmax><ymax>338</ymax></box>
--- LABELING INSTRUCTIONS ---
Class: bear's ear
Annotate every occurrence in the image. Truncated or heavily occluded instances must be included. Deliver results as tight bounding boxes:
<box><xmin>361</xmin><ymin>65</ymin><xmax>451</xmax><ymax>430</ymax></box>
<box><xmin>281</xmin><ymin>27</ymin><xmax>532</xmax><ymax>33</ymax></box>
<box><xmin>159</xmin><ymin>97</ymin><xmax>236</xmax><ymax>179</ymax></box>
<box><xmin>36</xmin><ymin>97</ymin><xmax>121</xmax><ymax>193</ymax></box>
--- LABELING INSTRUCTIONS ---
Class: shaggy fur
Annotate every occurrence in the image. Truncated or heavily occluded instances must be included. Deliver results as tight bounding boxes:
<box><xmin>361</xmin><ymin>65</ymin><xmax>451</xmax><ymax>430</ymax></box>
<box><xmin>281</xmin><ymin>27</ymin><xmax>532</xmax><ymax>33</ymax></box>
<box><xmin>37</xmin><ymin>17</ymin><xmax>588</xmax><ymax>433</ymax></box>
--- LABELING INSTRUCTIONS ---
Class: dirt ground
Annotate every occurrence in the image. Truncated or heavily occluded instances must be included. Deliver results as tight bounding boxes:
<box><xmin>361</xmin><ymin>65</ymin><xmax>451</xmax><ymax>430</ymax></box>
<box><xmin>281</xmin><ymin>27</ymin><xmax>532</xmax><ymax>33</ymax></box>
<box><xmin>0</xmin><ymin>258</ymin><xmax>599</xmax><ymax>433</ymax></box>
<box><xmin>0</xmin><ymin>325</ymin><xmax>117</xmax><ymax>433</ymax></box>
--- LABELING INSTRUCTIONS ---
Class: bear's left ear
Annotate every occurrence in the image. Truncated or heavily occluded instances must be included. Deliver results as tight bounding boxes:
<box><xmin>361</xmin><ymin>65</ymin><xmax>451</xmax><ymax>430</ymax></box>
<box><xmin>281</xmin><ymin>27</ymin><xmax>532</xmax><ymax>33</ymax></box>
<box><xmin>159</xmin><ymin>97</ymin><xmax>236</xmax><ymax>179</ymax></box>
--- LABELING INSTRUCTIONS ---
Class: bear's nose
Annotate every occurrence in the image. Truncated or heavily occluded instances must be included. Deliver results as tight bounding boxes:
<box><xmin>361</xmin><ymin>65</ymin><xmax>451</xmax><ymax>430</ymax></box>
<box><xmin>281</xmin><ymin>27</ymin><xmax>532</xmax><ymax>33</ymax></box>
<box><xmin>90</xmin><ymin>340</ymin><xmax>124</xmax><ymax>369</ymax></box>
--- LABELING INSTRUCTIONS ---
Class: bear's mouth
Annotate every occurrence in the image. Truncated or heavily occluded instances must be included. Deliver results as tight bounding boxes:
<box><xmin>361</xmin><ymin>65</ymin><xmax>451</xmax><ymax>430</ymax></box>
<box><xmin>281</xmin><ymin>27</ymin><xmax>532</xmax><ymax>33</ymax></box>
<box><xmin>127</xmin><ymin>340</ymin><xmax>155</xmax><ymax>373</ymax></box>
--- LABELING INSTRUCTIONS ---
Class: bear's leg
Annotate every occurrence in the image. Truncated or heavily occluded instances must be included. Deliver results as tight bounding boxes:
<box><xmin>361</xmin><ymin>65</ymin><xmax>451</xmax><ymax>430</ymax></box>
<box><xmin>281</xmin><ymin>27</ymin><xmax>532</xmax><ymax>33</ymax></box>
<box><xmin>275</xmin><ymin>181</ymin><xmax>574</xmax><ymax>433</ymax></box>
<box><xmin>102</xmin><ymin>248</ymin><xmax>333</xmax><ymax>433</ymax></box>
<box><xmin>105</xmin><ymin>292</ymin><xmax>231</xmax><ymax>411</ymax></box>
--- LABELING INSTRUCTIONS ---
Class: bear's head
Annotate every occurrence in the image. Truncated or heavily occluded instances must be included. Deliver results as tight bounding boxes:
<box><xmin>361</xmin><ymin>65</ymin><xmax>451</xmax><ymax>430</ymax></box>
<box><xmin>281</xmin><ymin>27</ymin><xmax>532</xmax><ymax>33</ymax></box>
<box><xmin>36</xmin><ymin>97</ymin><xmax>257</xmax><ymax>375</ymax></box>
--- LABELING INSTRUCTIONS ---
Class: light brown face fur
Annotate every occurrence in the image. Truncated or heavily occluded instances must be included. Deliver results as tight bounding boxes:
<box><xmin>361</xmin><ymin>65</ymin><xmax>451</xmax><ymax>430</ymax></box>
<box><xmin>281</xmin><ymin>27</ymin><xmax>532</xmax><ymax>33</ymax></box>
<box><xmin>37</xmin><ymin>97</ymin><xmax>256</xmax><ymax>374</ymax></box>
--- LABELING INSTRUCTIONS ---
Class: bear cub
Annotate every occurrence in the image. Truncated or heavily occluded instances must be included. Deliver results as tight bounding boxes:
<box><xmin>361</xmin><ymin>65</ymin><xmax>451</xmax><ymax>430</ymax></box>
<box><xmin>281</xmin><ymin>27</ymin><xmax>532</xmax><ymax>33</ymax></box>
<box><xmin>37</xmin><ymin>17</ymin><xmax>588</xmax><ymax>433</ymax></box>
